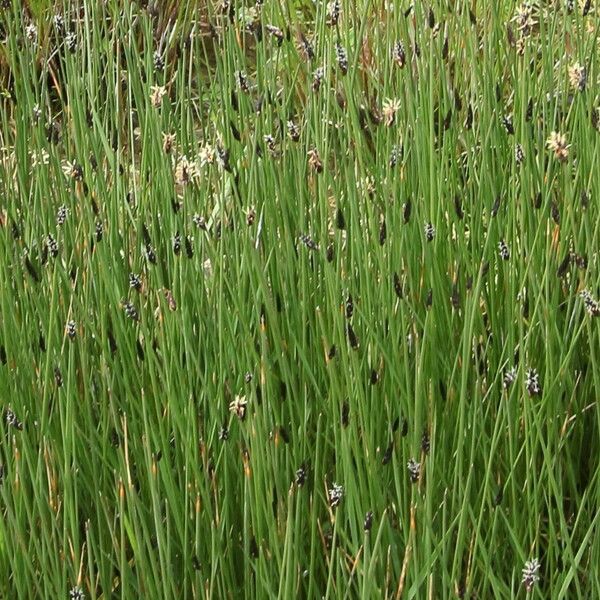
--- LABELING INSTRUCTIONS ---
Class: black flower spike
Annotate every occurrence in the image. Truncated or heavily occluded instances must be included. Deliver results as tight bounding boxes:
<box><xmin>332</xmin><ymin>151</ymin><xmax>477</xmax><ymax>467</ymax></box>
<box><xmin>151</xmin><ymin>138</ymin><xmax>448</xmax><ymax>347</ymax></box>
<box><xmin>95</xmin><ymin>220</ymin><xmax>103</xmax><ymax>242</ymax></box>
<box><xmin>347</xmin><ymin>324</ymin><xmax>359</xmax><ymax>349</ymax></box>
<box><xmin>491</xmin><ymin>196</ymin><xmax>501</xmax><ymax>218</ymax></box>
<box><xmin>393</xmin><ymin>272</ymin><xmax>403</xmax><ymax>299</ymax></box>
<box><xmin>403</xmin><ymin>199</ymin><xmax>412</xmax><ymax>224</ymax></box>
<box><xmin>129</xmin><ymin>272</ymin><xmax>142</xmax><ymax>291</ymax></box>
<box><xmin>54</xmin><ymin>366</ymin><xmax>63</xmax><ymax>387</ymax></box>
<box><xmin>454</xmin><ymin>194</ymin><xmax>464</xmax><ymax>220</ymax></box>
<box><xmin>122</xmin><ymin>300</ymin><xmax>139</xmax><ymax>322</ymax></box>
<box><xmin>299</xmin><ymin>233</ymin><xmax>318</xmax><ymax>251</ymax></box>
<box><xmin>525</xmin><ymin>367</ymin><xmax>541</xmax><ymax>396</ymax></box>
<box><xmin>464</xmin><ymin>104</ymin><xmax>473</xmax><ymax>129</ymax></box>
<box><xmin>392</xmin><ymin>40</ymin><xmax>406</xmax><ymax>68</ymax></box>
<box><xmin>407</xmin><ymin>458</ymin><xmax>421</xmax><ymax>483</ymax></box>
<box><xmin>335</xmin><ymin>207</ymin><xmax>346</xmax><ymax>230</ymax></box>
<box><xmin>381</xmin><ymin>442</ymin><xmax>393</xmax><ymax>465</ymax></box>
<box><xmin>47</xmin><ymin>234</ymin><xmax>59</xmax><ymax>258</ymax></box>
<box><xmin>370</xmin><ymin>369</ymin><xmax>379</xmax><ymax>385</ymax></box>
<box><xmin>379</xmin><ymin>217</ymin><xmax>387</xmax><ymax>245</ymax></box>
<box><xmin>25</xmin><ymin>256</ymin><xmax>41</xmax><ymax>282</ymax></box>
<box><xmin>335</xmin><ymin>43</ymin><xmax>348</xmax><ymax>75</ymax></box>
<box><xmin>556</xmin><ymin>252</ymin><xmax>571</xmax><ymax>278</ymax></box>
<box><xmin>266</xmin><ymin>24</ymin><xmax>284</xmax><ymax>45</ymax></box>
<box><xmin>498</xmin><ymin>239</ymin><xmax>510</xmax><ymax>261</ymax></box>
<box><xmin>298</xmin><ymin>32</ymin><xmax>314</xmax><ymax>61</ymax></box>
<box><xmin>345</xmin><ymin>294</ymin><xmax>354</xmax><ymax>319</ymax></box>
<box><xmin>341</xmin><ymin>400</ymin><xmax>350</xmax><ymax>427</ymax></box>
<box><xmin>363</xmin><ymin>510</ymin><xmax>374</xmax><ymax>532</ymax></box>
<box><xmin>501</xmin><ymin>114</ymin><xmax>514</xmax><ymax>134</ymax></box>
<box><xmin>295</xmin><ymin>464</ymin><xmax>307</xmax><ymax>487</ymax></box>
<box><xmin>327</xmin><ymin>0</ymin><xmax>340</xmax><ymax>27</ymax></box>
<box><xmin>421</xmin><ymin>430</ymin><xmax>430</xmax><ymax>454</ymax></box>
<box><xmin>66</xmin><ymin>320</ymin><xmax>77</xmax><ymax>340</ymax></box>
<box><xmin>173</xmin><ymin>231</ymin><xmax>181</xmax><ymax>256</ymax></box>
<box><xmin>5</xmin><ymin>408</ymin><xmax>23</xmax><ymax>430</ymax></box>
<box><xmin>424</xmin><ymin>222</ymin><xmax>435</xmax><ymax>242</ymax></box>
<box><xmin>145</xmin><ymin>244</ymin><xmax>157</xmax><ymax>264</ymax></box>
<box><xmin>326</xmin><ymin>243</ymin><xmax>334</xmax><ymax>263</ymax></box>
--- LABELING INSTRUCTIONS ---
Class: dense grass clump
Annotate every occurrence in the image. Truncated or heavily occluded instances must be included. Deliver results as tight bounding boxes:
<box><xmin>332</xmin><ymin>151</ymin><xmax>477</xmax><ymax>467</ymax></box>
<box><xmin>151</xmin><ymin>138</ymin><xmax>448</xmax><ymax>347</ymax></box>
<box><xmin>0</xmin><ymin>1</ymin><xmax>599</xmax><ymax>598</ymax></box>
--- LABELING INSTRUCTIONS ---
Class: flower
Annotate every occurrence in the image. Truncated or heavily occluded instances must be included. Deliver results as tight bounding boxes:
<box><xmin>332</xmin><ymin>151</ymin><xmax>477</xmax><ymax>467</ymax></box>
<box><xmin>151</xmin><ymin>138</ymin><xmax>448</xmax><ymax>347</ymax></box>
<box><xmin>62</xmin><ymin>160</ymin><xmax>83</xmax><ymax>180</ymax></box>
<box><xmin>162</xmin><ymin>132</ymin><xmax>176</xmax><ymax>154</ymax></box>
<box><xmin>328</xmin><ymin>482</ymin><xmax>344</xmax><ymax>507</ymax></box>
<box><xmin>382</xmin><ymin>98</ymin><xmax>401</xmax><ymax>126</ymax></box>
<box><xmin>150</xmin><ymin>85</ymin><xmax>167</xmax><ymax>108</ymax></box>
<box><xmin>503</xmin><ymin>366</ymin><xmax>517</xmax><ymax>389</ymax></box>
<box><xmin>229</xmin><ymin>395</ymin><xmax>248</xmax><ymax>420</ymax></box>
<box><xmin>568</xmin><ymin>62</ymin><xmax>587</xmax><ymax>92</ymax></box>
<box><xmin>173</xmin><ymin>155</ymin><xmax>198</xmax><ymax>186</ymax></box>
<box><xmin>30</xmin><ymin>149</ymin><xmax>49</xmax><ymax>168</ymax></box>
<box><xmin>407</xmin><ymin>458</ymin><xmax>421</xmax><ymax>483</ymax></box>
<box><xmin>521</xmin><ymin>558</ymin><xmax>540</xmax><ymax>592</ymax></box>
<box><xmin>546</xmin><ymin>131</ymin><xmax>569</xmax><ymax>162</ymax></box>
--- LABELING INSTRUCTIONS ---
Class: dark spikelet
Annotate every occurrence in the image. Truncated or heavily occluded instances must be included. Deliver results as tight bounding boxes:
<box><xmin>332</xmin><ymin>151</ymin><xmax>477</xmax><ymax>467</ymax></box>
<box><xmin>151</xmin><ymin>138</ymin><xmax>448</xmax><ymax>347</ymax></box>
<box><xmin>25</xmin><ymin>257</ymin><xmax>41</xmax><ymax>282</ymax></box>
<box><xmin>491</xmin><ymin>196</ymin><xmax>501</xmax><ymax>217</ymax></box>
<box><xmin>345</xmin><ymin>294</ymin><xmax>354</xmax><ymax>319</ymax></box>
<box><xmin>382</xmin><ymin>442</ymin><xmax>393</xmax><ymax>465</ymax></box>
<box><xmin>328</xmin><ymin>345</ymin><xmax>336</xmax><ymax>360</ymax></box>
<box><xmin>336</xmin><ymin>208</ymin><xmax>346</xmax><ymax>230</ymax></box>
<box><xmin>326</xmin><ymin>243</ymin><xmax>334</xmax><ymax>263</ymax></box>
<box><xmin>341</xmin><ymin>400</ymin><xmax>350</xmax><ymax>427</ymax></box>
<box><xmin>451</xmin><ymin>281</ymin><xmax>460</xmax><ymax>309</ymax></box>
<box><xmin>0</xmin><ymin>345</ymin><xmax>6</xmax><ymax>365</ymax></box>
<box><xmin>393</xmin><ymin>272</ymin><xmax>403</xmax><ymax>299</ymax></box>
<box><xmin>379</xmin><ymin>218</ymin><xmax>387</xmax><ymax>245</ymax></box>
<box><xmin>454</xmin><ymin>194</ymin><xmax>464</xmax><ymax>219</ymax></box>
<box><xmin>403</xmin><ymin>199</ymin><xmax>412</xmax><ymax>224</ymax></box>
<box><xmin>557</xmin><ymin>252</ymin><xmax>571</xmax><ymax>278</ymax></box>
<box><xmin>347</xmin><ymin>324</ymin><xmax>359</xmax><ymax>349</ymax></box>
<box><xmin>551</xmin><ymin>202</ymin><xmax>560</xmax><ymax>225</ymax></box>
<box><xmin>464</xmin><ymin>104</ymin><xmax>473</xmax><ymax>129</ymax></box>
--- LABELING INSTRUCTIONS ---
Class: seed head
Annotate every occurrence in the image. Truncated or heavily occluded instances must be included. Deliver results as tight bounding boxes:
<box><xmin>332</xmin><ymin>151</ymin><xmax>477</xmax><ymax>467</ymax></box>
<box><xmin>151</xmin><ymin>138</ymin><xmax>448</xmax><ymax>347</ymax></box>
<box><xmin>363</xmin><ymin>511</ymin><xmax>374</xmax><ymax>531</ymax></box>
<box><xmin>95</xmin><ymin>220</ymin><xmax>103</xmax><ymax>242</ymax></box>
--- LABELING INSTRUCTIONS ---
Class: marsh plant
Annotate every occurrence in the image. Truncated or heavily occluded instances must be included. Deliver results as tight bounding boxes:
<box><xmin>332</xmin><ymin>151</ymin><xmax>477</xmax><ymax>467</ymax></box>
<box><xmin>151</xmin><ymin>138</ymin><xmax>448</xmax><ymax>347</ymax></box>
<box><xmin>0</xmin><ymin>1</ymin><xmax>599</xmax><ymax>598</ymax></box>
